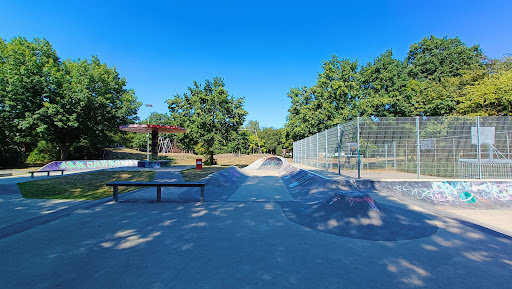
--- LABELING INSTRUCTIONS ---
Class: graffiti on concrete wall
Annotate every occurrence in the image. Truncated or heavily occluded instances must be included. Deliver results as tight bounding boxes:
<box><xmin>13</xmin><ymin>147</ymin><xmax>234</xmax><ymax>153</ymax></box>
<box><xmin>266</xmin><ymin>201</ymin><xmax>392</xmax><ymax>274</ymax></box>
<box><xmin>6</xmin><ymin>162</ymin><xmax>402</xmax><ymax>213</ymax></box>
<box><xmin>337</xmin><ymin>180</ymin><xmax>374</xmax><ymax>190</ymax></box>
<box><xmin>395</xmin><ymin>181</ymin><xmax>512</xmax><ymax>204</ymax></box>
<box><xmin>42</xmin><ymin>160</ymin><xmax>138</xmax><ymax>171</ymax></box>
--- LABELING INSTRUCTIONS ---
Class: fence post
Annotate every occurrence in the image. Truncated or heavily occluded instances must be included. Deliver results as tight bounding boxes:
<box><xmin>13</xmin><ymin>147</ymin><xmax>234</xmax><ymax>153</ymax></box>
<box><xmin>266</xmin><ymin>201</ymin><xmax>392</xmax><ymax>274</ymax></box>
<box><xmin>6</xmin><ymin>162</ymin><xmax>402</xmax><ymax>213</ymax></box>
<box><xmin>293</xmin><ymin>141</ymin><xmax>296</xmax><ymax>163</ymax></box>
<box><xmin>325</xmin><ymin>130</ymin><xmax>328</xmax><ymax>171</ymax></box>
<box><xmin>477</xmin><ymin>116</ymin><xmax>482</xmax><ymax>179</ymax></box>
<box><xmin>385</xmin><ymin>143</ymin><xmax>388</xmax><ymax>170</ymax></box>
<box><xmin>393</xmin><ymin>142</ymin><xmax>397</xmax><ymax>170</ymax></box>
<box><xmin>452</xmin><ymin>138</ymin><xmax>456</xmax><ymax>178</ymax></box>
<box><xmin>303</xmin><ymin>139</ymin><xmax>306</xmax><ymax>165</ymax></box>
<box><xmin>507</xmin><ymin>134</ymin><xmax>510</xmax><ymax>159</ymax></box>
<box><xmin>316</xmin><ymin>133</ymin><xmax>319</xmax><ymax>168</ymax></box>
<box><xmin>310</xmin><ymin>136</ymin><xmax>313</xmax><ymax>167</ymax></box>
<box><xmin>357</xmin><ymin>117</ymin><xmax>361</xmax><ymax>179</ymax></box>
<box><xmin>416</xmin><ymin>116</ymin><xmax>421</xmax><ymax>179</ymax></box>
<box><xmin>405</xmin><ymin>142</ymin><xmax>408</xmax><ymax>172</ymax></box>
<box><xmin>338</xmin><ymin>124</ymin><xmax>341</xmax><ymax>174</ymax></box>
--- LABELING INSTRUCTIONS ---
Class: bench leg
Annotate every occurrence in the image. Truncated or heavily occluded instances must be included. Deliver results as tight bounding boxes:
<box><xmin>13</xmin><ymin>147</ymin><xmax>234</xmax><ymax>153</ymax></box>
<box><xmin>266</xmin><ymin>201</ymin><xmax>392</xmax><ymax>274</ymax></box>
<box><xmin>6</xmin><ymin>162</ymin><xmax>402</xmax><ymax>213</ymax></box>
<box><xmin>113</xmin><ymin>186</ymin><xmax>119</xmax><ymax>202</ymax></box>
<box><xmin>61</xmin><ymin>170</ymin><xmax>64</xmax><ymax>175</ymax></box>
<box><xmin>200</xmin><ymin>186</ymin><xmax>204</xmax><ymax>203</ymax></box>
<box><xmin>30</xmin><ymin>172</ymin><xmax>34</xmax><ymax>178</ymax></box>
<box><xmin>157</xmin><ymin>186</ymin><xmax>162</xmax><ymax>202</ymax></box>
<box><xmin>47</xmin><ymin>171</ymin><xmax>50</xmax><ymax>177</ymax></box>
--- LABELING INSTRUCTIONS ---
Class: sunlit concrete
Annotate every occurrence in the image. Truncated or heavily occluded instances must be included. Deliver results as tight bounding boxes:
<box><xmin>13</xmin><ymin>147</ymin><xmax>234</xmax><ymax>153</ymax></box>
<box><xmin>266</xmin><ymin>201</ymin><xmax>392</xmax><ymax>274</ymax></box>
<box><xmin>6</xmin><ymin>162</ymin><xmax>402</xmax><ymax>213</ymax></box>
<box><xmin>1</xmin><ymin>199</ymin><xmax>512</xmax><ymax>289</ymax></box>
<box><xmin>0</xmin><ymin>185</ymin><xmax>85</xmax><ymax>230</ymax></box>
<box><xmin>228</xmin><ymin>170</ymin><xmax>293</xmax><ymax>202</ymax></box>
<box><xmin>2</xmin><ymin>165</ymin><xmax>512</xmax><ymax>288</ymax></box>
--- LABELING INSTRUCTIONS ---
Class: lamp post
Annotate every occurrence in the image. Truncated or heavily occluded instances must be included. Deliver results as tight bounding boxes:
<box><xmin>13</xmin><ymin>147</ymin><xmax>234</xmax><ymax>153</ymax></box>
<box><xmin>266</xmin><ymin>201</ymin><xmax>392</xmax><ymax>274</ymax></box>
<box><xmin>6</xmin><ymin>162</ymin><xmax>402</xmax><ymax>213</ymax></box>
<box><xmin>145</xmin><ymin>104</ymin><xmax>152</xmax><ymax>161</ymax></box>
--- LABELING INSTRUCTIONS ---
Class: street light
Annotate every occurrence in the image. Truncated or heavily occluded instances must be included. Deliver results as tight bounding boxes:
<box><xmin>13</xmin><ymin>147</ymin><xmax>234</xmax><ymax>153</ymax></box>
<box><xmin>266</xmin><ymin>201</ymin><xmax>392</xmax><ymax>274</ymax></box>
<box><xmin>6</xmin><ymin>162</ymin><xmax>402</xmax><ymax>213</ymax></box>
<box><xmin>145</xmin><ymin>104</ymin><xmax>152</xmax><ymax>161</ymax></box>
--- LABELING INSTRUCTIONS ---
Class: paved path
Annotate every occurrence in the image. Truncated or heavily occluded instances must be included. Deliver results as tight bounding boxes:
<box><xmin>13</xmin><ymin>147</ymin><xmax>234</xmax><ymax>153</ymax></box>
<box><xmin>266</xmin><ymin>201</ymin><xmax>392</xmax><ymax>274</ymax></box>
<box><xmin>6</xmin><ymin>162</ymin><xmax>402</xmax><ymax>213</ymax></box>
<box><xmin>228</xmin><ymin>170</ymin><xmax>293</xmax><ymax>202</ymax></box>
<box><xmin>1</xmin><ymin>165</ymin><xmax>512</xmax><ymax>288</ymax></box>
<box><xmin>0</xmin><ymin>166</ymin><xmax>193</xmax><ymax>231</ymax></box>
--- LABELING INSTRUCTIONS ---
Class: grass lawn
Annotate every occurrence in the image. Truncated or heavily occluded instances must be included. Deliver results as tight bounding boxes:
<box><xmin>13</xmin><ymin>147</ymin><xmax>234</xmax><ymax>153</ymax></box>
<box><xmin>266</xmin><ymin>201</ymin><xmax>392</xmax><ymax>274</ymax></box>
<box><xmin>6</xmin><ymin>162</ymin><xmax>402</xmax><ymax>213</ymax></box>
<box><xmin>180</xmin><ymin>166</ymin><xmax>227</xmax><ymax>182</ymax></box>
<box><xmin>18</xmin><ymin>171</ymin><xmax>156</xmax><ymax>200</ymax></box>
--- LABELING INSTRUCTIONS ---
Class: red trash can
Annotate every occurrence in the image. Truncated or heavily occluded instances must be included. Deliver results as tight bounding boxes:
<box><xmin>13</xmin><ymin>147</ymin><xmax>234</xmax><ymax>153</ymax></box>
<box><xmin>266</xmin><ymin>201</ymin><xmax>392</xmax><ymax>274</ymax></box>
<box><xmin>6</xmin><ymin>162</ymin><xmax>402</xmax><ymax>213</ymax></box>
<box><xmin>196</xmin><ymin>159</ymin><xmax>203</xmax><ymax>170</ymax></box>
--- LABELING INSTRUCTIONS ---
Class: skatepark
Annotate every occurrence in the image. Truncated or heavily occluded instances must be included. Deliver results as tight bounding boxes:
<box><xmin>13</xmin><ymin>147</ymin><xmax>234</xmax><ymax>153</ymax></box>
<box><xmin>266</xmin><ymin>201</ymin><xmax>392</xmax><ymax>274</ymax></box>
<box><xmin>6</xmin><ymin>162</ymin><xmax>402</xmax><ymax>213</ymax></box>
<box><xmin>1</xmin><ymin>157</ymin><xmax>512</xmax><ymax>288</ymax></box>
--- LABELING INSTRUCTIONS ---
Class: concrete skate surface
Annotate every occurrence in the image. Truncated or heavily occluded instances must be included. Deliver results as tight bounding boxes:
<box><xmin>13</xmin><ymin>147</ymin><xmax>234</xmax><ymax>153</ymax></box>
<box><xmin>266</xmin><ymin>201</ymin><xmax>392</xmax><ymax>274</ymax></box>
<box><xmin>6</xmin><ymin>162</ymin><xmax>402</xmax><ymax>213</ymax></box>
<box><xmin>1</xmin><ymin>161</ymin><xmax>512</xmax><ymax>288</ymax></box>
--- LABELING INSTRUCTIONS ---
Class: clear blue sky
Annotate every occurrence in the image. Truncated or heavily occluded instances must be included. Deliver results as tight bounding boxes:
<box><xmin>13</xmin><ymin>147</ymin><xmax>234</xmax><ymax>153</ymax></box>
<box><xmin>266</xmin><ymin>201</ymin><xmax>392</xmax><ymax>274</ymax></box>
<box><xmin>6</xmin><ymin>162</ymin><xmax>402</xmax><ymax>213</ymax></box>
<box><xmin>2</xmin><ymin>0</ymin><xmax>511</xmax><ymax>128</ymax></box>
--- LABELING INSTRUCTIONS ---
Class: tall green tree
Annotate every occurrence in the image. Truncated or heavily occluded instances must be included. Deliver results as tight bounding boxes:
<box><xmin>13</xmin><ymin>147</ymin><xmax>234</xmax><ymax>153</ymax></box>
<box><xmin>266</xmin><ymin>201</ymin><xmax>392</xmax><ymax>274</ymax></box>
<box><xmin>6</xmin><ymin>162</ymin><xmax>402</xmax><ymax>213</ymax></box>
<box><xmin>258</xmin><ymin>127</ymin><xmax>283</xmax><ymax>155</ymax></box>
<box><xmin>166</xmin><ymin>77</ymin><xmax>247</xmax><ymax>165</ymax></box>
<box><xmin>0</xmin><ymin>37</ymin><xmax>59</xmax><ymax>164</ymax></box>
<box><xmin>37</xmin><ymin>56</ymin><xmax>140</xmax><ymax>160</ymax></box>
<box><xmin>245</xmin><ymin>120</ymin><xmax>261</xmax><ymax>132</ymax></box>
<box><xmin>359</xmin><ymin>50</ymin><xmax>410</xmax><ymax>117</ymax></box>
<box><xmin>312</xmin><ymin>56</ymin><xmax>360</xmax><ymax>124</ymax></box>
<box><xmin>284</xmin><ymin>56</ymin><xmax>360</xmax><ymax>144</ymax></box>
<box><xmin>406</xmin><ymin>35</ymin><xmax>484</xmax><ymax>82</ymax></box>
<box><xmin>457</xmin><ymin>69</ymin><xmax>512</xmax><ymax>116</ymax></box>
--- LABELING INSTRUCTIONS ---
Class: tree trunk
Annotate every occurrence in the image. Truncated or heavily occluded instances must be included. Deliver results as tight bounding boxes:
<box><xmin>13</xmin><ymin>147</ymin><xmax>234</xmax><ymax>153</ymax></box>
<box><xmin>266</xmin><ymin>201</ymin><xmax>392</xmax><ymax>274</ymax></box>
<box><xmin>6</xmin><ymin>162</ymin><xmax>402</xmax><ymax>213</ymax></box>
<box><xmin>207</xmin><ymin>151</ymin><xmax>216</xmax><ymax>165</ymax></box>
<box><xmin>60</xmin><ymin>137</ymin><xmax>72</xmax><ymax>161</ymax></box>
<box><xmin>60</xmin><ymin>144</ymin><xmax>69</xmax><ymax>161</ymax></box>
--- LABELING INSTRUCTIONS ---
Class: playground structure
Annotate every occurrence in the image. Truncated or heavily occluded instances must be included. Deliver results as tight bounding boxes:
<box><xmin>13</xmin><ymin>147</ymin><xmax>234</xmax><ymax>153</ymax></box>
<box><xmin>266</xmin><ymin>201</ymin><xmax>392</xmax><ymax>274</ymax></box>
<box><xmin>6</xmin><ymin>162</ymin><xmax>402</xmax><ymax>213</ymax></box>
<box><xmin>120</xmin><ymin>124</ymin><xmax>186</xmax><ymax>159</ymax></box>
<box><xmin>120</xmin><ymin>124</ymin><xmax>186</xmax><ymax>167</ymax></box>
<box><xmin>157</xmin><ymin>137</ymin><xmax>182</xmax><ymax>154</ymax></box>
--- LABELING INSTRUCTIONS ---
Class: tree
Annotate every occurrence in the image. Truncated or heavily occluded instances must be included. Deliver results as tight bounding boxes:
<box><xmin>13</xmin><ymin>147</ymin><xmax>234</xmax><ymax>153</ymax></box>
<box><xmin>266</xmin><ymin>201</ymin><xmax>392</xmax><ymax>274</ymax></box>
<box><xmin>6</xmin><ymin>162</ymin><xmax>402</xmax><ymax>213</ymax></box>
<box><xmin>457</xmin><ymin>69</ymin><xmax>512</xmax><ymax>116</ymax></box>
<box><xmin>0</xmin><ymin>37</ymin><xmax>59</xmax><ymax>164</ymax></box>
<box><xmin>284</xmin><ymin>56</ymin><xmax>359</xmax><ymax>145</ymax></box>
<box><xmin>225</xmin><ymin>130</ymin><xmax>251</xmax><ymax>155</ymax></box>
<box><xmin>258</xmin><ymin>127</ymin><xmax>283</xmax><ymax>155</ymax></box>
<box><xmin>406</xmin><ymin>35</ymin><xmax>484</xmax><ymax>82</ymax></box>
<box><xmin>358</xmin><ymin>50</ymin><xmax>410</xmax><ymax>117</ymax></box>
<box><xmin>166</xmin><ymin>77</ymin><xmax>247</xmax><ymax>165</ymax></box>
<box><xmin>245</xmin><ymin>120</ymin><xmax>261</xmax><ymax>132</ymax></box>
<box><xmin>37</xmin><ymin>56</ymin><xmax>140</xmax><ymax>160</ymax></box>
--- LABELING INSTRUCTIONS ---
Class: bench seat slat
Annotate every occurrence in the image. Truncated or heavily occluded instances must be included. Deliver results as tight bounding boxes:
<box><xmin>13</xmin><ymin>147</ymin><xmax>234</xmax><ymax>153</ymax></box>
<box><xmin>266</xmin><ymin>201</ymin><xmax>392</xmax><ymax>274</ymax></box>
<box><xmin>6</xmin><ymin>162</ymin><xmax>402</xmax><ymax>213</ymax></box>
<box><xmin>106</xmin><ymin>181</ymin><xmax>205</xmax><ymax>203</ymax></box>
<box><xmin>106</xmin><ymin>182</ymin><xmax>205</xmax><ymax>187</ymax></box>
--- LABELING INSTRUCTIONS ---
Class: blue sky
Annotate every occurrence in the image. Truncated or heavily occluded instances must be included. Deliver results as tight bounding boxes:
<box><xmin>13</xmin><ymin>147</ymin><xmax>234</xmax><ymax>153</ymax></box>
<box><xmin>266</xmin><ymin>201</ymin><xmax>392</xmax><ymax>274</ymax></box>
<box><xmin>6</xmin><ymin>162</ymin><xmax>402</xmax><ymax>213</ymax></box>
<box><xmin>2</xmin><ymin>0</ymin><xmax>511</xmax><ymax>128</ymax></box>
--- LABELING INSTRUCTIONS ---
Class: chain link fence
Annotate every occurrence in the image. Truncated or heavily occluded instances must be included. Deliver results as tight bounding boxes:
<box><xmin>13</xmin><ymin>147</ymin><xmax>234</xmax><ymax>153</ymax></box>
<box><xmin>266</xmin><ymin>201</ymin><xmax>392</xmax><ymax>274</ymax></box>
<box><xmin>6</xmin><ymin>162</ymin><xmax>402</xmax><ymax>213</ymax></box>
<box><xmin>293</xmin><ymin>116</ymin><xmax>512</xmax><ymax>179</ymax></box>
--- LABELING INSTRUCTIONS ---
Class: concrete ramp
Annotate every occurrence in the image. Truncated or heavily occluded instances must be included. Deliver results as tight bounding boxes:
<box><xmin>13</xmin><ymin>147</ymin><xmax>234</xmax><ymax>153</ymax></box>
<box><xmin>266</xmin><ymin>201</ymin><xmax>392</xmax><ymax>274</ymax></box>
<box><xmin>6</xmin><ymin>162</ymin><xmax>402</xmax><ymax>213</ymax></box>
<box><xmin>279</xmin><ymin>191</ymin><xmax>437</xmax><ymax>241</ymax></box>
<box><xmin>228</xmin><ymin>170</ymin><xmax>293</xmax><ymax>202</ymax></box>
<box><xmin>178</xmin><ymin>167</ymin><xmax>249</xmax><ymax>202</ymax></box>
<box><xmin>243</xmin><ymin>156</ymin><xmax>290</xmax><ymax>171</ymax></box>
<box><xmin>278</xmin><ymin>166</ymin><xmax>438</xmax><ymax>240</ymax></box>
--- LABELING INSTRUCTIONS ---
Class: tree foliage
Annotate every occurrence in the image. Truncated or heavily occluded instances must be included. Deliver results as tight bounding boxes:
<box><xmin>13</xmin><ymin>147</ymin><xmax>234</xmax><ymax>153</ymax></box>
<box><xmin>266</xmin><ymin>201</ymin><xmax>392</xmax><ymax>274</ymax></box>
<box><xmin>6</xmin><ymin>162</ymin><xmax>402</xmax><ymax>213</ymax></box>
<box><xmin>166</xmin><ymin>77</ymin><xmax>247</xmax><ymax>164</ymax></box>
<box><xmin>0</xmin><ymin>37</ymin><xmax>140</xmax><ymax>165</ymax></box>
<box><xmin>359</xmin><ymin>50</ymin><xmax>410</xmax><ymax>117</ymax></box>
<box><xmin>284</xmin><ymin>35</ymin><xmax>509</xmax><ymax>147</ymax></box>
<box><xmin>37</xmin><ymin>56</ymin><xmax>140</xmax><ymax>160</ymax></box>
<box><xmin>0</xmin><ymin>37</ymin><xmax>59</xmax><ymax>163</ymax></box>
<box><xmin>406</xmin><ymin>35</ymin><xmax>484</xmax><ymax>82</ymax></box>
<box><xmin>457</xmin><ymin>68</ymin><xmax>512</xmax><ymax>116</ymax></box>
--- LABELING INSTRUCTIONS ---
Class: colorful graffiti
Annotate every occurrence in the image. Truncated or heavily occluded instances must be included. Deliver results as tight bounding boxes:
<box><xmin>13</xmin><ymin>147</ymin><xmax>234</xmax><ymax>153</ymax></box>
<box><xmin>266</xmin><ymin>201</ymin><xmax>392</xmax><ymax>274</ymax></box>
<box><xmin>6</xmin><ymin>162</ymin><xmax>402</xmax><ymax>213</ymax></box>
<box><xmin>259</xmin><ymin>157</ymin><xmax>284</xmax><ymax>169</ymax></box>
<box><xmin>395</xmin><ymin>181</ymin><xmax>512</xmax><ymax>204</ymax></box>
<box><xmin>337</xmin><ymin>180</ymin><xmax>374</xmax><ymax>190</ymax></box>
<box><xmin>42</xmin><ymin>160</ymin><xmax>138</xmax><ymax>171</ymax></box>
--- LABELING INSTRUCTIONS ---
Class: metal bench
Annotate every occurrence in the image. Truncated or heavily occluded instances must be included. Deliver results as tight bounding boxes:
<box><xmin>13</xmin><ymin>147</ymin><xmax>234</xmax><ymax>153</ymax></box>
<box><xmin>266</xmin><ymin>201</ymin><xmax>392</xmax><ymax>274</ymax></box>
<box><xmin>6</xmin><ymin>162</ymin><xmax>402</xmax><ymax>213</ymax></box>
<box><xmin>106</xmin><ymin>181</ymin><xmax>206</xmax><ymax>203</ymax></box>
<box><xmin>28</xmin><ymin>169</ymin><xmax>65</xmax><ymax>178</ymax></box>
